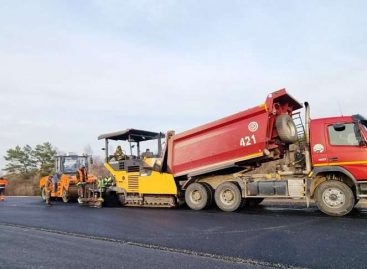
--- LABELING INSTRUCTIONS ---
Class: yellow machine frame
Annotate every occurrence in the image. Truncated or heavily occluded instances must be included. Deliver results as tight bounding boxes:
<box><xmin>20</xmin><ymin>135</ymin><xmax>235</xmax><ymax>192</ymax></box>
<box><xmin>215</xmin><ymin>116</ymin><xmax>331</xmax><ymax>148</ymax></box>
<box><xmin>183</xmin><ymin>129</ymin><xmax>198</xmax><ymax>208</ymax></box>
<box><xmin>105</xmin><ymin>162</ymin><xmax>177</xmax><ymax>195</ymax></box>
<box><xmin>98</xmin><ymin>129</ymin><xmax>178</xmax><ymax>207</ymax></box>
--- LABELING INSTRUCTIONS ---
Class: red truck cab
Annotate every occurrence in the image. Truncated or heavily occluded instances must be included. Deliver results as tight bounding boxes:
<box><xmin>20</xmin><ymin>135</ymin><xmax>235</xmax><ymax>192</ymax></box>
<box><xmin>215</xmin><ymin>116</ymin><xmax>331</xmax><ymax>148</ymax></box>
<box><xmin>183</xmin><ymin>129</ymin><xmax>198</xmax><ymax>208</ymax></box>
<box><xmin>310</xmin><ymin>115</ymin><xmax>367</xmax><ymax>208</ymax></box>
<box><xmin>311</xmin><ymin>115</ymin><xmax>367</xmax><ymax>178</ymax></box>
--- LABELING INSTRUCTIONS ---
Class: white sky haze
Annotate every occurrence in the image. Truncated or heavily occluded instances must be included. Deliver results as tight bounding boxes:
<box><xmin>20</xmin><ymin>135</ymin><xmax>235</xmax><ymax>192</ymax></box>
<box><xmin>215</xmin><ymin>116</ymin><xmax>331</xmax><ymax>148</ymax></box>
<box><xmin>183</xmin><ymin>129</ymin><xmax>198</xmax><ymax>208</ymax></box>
<box><xmin>1</xmin><ymin>0</ymin><xmax>367</xmax><ymax>170</ymax></box>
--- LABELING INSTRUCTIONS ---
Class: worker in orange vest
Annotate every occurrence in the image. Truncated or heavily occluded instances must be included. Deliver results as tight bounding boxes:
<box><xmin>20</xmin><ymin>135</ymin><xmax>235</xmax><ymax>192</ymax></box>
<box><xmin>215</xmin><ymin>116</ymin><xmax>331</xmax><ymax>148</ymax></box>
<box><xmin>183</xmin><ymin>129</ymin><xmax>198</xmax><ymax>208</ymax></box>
<box><xmin>76</xmin><ymin>166</ymin><xmax>87</xmax><ymax>183</ymax></box>
<box><xmin>0</xmin><ymin>176</ymin><xmax>9</xmax><ymax>201</ymax></box>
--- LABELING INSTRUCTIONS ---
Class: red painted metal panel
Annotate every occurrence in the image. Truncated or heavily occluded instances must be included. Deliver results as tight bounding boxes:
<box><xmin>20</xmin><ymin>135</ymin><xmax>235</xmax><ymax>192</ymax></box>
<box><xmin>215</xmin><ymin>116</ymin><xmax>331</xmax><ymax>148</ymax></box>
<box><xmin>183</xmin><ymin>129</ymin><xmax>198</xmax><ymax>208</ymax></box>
<box><xmin>170</xmin><ymin>108</ymin><xmax>268</xmax><ymax>176</ymax></box>
<box><xmin>168</xmin><ymin>89</ymin><xmax>302</xmax><ymax>177</ymax></box>
<box><xmin>310</xmin><ymin>116</ymin><xmax>367</xmax><ymax>180</ymax></box>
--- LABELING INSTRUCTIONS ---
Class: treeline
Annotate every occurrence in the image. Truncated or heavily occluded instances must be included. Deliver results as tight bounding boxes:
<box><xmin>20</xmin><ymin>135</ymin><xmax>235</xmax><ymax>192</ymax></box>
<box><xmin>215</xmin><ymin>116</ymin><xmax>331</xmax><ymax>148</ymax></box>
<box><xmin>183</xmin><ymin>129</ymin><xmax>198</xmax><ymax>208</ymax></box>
<box><xmin>2</xmin><ymin>142</ymin><xmax>109</xmax><ymax>196</ymax></box>
<box><xmin>3</xmin><ymin>142</ymin><xmax>57</xmax><ymax>177</ymax></box>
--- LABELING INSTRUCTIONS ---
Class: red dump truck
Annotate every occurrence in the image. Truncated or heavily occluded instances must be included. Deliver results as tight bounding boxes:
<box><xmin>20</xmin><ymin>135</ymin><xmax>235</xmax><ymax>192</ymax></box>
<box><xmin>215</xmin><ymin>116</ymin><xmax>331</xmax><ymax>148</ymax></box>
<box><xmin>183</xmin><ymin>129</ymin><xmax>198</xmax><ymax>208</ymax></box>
<box><xmin>100</xmin><ymin>89</ymin><xmax>367</xmax><ymax>216</ymax></box>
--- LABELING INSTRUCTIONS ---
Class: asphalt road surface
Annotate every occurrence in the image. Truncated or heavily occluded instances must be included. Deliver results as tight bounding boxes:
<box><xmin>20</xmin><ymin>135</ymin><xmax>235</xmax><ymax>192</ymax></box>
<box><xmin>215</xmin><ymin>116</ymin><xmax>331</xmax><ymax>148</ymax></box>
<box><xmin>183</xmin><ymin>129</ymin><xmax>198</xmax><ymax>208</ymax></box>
<box><xmin>1</xmin><ymin>197</ymin><xmax>367</xmax><ymax>269</ymax></box>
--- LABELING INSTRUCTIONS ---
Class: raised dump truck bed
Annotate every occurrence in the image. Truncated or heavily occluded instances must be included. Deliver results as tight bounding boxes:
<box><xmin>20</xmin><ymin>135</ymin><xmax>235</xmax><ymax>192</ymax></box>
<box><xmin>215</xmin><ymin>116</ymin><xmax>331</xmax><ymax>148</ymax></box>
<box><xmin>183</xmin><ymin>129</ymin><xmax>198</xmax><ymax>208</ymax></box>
<box><xmin>167</xmin><ymin>89</ymin><xmax>302</xmax><ymax>177</ymax></box>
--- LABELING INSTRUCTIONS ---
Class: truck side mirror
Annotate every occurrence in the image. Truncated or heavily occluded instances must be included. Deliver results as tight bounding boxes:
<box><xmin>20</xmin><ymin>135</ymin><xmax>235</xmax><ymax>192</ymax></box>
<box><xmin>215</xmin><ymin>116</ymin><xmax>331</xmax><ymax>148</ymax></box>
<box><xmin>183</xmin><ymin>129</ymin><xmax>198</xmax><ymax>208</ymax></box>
<box><xmin>333</xmin><ymin>124</ymin><xmax>346</xmax><ymax>132</ymax></box>
<box><xmin>90</xmin><ymin>157</ymin><xmax>94</xmax><ymax>164</ymax></box>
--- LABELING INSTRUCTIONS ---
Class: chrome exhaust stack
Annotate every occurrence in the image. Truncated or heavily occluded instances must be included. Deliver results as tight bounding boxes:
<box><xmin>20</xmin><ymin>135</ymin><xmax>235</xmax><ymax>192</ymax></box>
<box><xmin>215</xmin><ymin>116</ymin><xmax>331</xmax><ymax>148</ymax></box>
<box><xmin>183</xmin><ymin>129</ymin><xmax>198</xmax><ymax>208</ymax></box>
<box><xmin>304</xmin><ymin>102</ymin><xmax>312</xmax><ymax>174</ymax></box>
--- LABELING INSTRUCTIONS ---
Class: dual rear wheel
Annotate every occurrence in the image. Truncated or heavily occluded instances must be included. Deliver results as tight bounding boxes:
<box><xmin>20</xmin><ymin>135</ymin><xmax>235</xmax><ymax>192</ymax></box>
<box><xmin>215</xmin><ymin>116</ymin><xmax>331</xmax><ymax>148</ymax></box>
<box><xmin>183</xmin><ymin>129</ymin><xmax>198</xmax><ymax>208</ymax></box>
<box><xmin>185</xmin><ymin>182</ymin><xmax>243</xmax><ymax>212</ymax></box>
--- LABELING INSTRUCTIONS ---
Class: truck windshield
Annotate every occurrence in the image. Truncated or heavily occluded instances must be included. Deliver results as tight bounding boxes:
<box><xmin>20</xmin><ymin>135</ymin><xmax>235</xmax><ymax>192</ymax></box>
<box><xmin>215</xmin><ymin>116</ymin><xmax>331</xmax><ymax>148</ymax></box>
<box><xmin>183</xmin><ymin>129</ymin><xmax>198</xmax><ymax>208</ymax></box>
<box><xmin>63</xmin><ymin>157</ymin><xmax>78</xmax><ymax>173</ymax></box>
<box><xmin>108</xmin><ymin>139</ymin><xmax>160</xmax><ymax>161</ymax></box>
<box><xmin>62</xmin><ymin>157</ymin><xmax>87</xmax><ymax>173</ymax></box>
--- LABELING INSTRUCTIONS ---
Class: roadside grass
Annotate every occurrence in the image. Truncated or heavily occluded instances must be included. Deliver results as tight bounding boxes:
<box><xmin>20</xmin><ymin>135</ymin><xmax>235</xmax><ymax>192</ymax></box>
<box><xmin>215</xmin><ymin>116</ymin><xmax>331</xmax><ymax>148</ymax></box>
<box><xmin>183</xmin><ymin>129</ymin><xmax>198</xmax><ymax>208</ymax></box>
<box><xmin>4</xmin><ymin>173</ymin><xmax>40</xmax><ymax>196</ymax></box>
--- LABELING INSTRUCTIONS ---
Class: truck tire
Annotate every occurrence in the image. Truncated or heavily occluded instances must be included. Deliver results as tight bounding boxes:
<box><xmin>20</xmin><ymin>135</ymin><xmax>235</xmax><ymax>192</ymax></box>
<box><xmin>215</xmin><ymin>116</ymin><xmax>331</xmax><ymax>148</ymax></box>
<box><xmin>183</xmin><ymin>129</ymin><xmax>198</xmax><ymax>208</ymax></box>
<box><xmin>185</xmin><ymin>183</ymin><xmax>210</xmax><ymax>210</ymax></box>
<box><xmin>201</xmin><ymin>183</ymin><xmax>214</xmax><ymax>207</ymax></box>
<box><xmin>276</xmin><ymin>114</ymin><xmax>298</xmax><ymax>143</ymax></box>
<box><xmin>315</xmin><ymin>180</ymin><xmax>355</xmax><ymax>217</ymax></box>
<box><xmin>214</xmin><ymin>182</ymin><xmax>242</xmax><ymax>212</ymax></box>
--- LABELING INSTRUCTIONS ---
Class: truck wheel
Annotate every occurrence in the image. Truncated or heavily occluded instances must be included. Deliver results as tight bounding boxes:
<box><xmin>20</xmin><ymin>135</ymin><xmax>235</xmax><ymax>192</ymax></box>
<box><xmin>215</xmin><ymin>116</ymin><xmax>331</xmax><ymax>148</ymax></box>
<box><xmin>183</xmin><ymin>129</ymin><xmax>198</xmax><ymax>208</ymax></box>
<box><xmin>215</xmin><ymin>182</ymin><xmax>242</xmax><ymax>212</ymax></box>
<box><xmin>185</xmin><ymin>183</ymin><xmax>210</xmax><ymax>210</ymax></box>
<box><xmin>276</xmin><ymin>114</ymin><xmax>298</xmax><ymax>143</ymax></box>
<box><xmin>315</xmin><ymin>180</ymin><xmax>355</xmax><ymax>217</ymax></box>
<box><xmin>201</xmin><ymin>183</ymin><xmax>214</xmax><ymax>207</ymax></box>
<box><xmin>62</xmin><ymin>190</ymin><xmax>69</xmax><ymax>203</ymax></box>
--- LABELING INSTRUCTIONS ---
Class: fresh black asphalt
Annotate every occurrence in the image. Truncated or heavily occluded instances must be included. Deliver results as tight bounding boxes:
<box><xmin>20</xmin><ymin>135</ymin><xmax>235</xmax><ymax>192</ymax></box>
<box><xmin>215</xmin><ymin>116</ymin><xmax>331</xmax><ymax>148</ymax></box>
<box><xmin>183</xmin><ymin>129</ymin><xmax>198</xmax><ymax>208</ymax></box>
<box><xmin>1</xmin><ymin>197</ymin><xmax>367</xmax><ymax>269</ymax></box>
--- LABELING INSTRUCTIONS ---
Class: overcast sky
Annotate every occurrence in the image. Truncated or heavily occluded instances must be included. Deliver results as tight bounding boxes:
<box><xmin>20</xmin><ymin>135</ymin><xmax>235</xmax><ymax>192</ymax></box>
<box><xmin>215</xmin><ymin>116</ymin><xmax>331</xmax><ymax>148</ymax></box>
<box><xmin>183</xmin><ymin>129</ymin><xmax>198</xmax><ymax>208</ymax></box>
<box><xmin>1</xmin><ymin>0</ymin><xmax>367</xmax><ymax>171</ymax></box>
